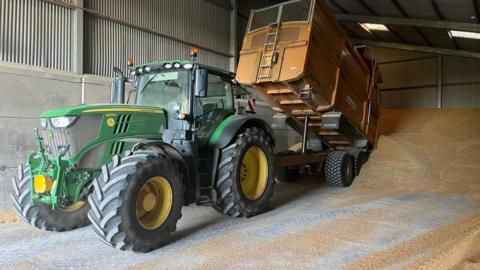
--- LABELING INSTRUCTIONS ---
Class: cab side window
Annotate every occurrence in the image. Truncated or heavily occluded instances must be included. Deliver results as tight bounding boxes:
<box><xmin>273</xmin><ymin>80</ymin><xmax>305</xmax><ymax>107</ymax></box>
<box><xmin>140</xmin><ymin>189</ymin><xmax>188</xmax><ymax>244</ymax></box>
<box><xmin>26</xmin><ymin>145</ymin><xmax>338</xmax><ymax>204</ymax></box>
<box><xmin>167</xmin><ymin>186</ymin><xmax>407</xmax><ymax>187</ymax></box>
<box><xmin>196</xmin><ymin>74</ymin><xmax>234</xmax><ymax>145</ymax></box>
<box><xmin>199</xmin><ymin>74</ymin><xmax>233</xmax><ymax>115</ymax></box>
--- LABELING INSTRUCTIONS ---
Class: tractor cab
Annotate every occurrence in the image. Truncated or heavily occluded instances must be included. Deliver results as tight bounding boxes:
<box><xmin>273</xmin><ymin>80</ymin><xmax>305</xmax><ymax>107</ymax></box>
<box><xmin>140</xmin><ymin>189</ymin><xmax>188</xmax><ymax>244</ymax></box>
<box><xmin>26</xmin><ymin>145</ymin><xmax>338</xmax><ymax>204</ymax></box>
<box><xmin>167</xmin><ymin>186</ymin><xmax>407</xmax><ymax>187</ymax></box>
<box><xmin>122</xmin><ymin>53</ymin><xmax>238</xmax><ymax>147</ymax></box>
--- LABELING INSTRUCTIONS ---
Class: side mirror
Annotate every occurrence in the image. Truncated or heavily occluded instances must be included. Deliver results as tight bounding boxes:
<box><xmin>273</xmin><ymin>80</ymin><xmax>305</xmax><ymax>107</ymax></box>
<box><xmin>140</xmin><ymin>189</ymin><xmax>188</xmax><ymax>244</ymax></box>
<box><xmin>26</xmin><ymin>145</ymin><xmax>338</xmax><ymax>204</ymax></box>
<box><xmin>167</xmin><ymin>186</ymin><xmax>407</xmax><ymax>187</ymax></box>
<box><xmin>111</xmin><ymin>67</ymin><xmax>125</xmax><ymax>103</ymax></box>
<box><xmin>194</xmin><ymin>69</ymin><xmax>208</xmax><ymax>97</ymax></box>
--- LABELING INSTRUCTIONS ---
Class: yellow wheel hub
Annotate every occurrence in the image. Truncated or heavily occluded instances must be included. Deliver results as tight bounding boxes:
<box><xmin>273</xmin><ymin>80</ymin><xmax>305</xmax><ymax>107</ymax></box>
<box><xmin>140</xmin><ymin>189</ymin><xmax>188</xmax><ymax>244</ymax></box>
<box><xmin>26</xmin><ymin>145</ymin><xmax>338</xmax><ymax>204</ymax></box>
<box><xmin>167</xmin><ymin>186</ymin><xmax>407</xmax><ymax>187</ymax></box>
<box><xmin>136</xmin><ymin>176</ymin><xmax>173</xmax><ymax>230</ymax></box>
<box><xmin>240</xmin><ymin>146</ymin><xmax>269</xmax><ymax>200</ymax></box>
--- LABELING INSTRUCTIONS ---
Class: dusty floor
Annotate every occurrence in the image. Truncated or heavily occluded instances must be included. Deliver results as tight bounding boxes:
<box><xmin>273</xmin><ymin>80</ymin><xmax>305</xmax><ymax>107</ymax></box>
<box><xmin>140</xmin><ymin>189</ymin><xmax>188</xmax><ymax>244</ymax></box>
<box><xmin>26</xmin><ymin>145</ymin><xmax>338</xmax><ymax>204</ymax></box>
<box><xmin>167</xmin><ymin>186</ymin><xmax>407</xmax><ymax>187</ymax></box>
<box><xmin>0</xmin><ymin>109</ymin><xmax>480</xmax><ymax>270</ymax></box>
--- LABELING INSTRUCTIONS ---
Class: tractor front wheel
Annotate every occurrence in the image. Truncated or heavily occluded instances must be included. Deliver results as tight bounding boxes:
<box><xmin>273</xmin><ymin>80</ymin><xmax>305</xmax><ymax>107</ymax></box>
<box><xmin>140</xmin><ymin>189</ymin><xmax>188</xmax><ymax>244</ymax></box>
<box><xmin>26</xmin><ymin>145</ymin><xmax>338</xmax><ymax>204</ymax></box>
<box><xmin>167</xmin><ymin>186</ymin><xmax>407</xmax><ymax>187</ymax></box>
<box><xmin>11</xmin><ymin>164</ymin><xmax>90</xmax><ymax>231</ymax></box>
<box><xmin>215</xmin><ymin>127</ymin><xmax>275</xmax><ymax>217</ymax></box>
<box><xmin>88</xmin><ymin>151</ymin><xmax>183</xmax><ymax>252</ymax></box>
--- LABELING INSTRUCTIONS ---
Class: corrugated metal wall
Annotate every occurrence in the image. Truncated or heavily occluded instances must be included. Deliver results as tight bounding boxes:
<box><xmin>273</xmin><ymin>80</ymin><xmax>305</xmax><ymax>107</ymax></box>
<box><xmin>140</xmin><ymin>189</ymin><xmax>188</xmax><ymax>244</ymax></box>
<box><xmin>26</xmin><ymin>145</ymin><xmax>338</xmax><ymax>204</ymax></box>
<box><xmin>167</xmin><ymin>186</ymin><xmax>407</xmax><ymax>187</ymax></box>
<box><xmin>0</xmin><ymin>0</ymin><xmax>74</xmax><ymax>71</ymax></box>
<box><xmin>373</xmin><ymin>48</ymin><xmax>480</xmax><ymax>109</ymax></box>
<box><xmin>0</xmin><ymin>0</ymin><xmax>232</xmax><ymax>75</ymax></box>
<box><xmin>84</xmin><ymin>0</ymin><xmax>231</xmax><ymax>76</ymax></box>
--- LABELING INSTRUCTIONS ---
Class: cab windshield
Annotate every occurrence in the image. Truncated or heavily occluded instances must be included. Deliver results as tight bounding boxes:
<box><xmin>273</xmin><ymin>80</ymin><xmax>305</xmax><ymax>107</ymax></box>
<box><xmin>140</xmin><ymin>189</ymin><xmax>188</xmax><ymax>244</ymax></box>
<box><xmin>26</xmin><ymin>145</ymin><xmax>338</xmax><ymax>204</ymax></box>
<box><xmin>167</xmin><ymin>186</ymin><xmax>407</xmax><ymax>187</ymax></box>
<box><xmin>136</xmin><ymin>70</ymin><xmax>190</xmax><ymax>113</ymax></box>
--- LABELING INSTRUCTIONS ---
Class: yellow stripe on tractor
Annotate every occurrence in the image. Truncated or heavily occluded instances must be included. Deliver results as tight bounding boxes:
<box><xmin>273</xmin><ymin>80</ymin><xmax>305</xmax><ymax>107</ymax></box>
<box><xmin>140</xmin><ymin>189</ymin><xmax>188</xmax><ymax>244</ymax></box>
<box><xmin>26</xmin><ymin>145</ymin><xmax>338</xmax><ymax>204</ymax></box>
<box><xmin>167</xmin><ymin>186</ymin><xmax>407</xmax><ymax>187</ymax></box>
<box><xmin>83</xmin><ymin>108</ymin><xmax>164</xmax><ymax>114</ymax></box>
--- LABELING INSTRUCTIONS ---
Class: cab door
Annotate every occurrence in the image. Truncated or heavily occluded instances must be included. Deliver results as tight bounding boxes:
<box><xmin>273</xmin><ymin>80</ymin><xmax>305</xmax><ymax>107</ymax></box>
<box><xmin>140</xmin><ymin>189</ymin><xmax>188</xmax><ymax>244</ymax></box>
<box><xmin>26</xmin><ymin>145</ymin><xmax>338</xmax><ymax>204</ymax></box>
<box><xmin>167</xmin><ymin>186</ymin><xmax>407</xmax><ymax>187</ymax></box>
<box><xmin>195</xmin><ymin>72</ymin><xmax>235</xmax><ymax>191</ymax></box>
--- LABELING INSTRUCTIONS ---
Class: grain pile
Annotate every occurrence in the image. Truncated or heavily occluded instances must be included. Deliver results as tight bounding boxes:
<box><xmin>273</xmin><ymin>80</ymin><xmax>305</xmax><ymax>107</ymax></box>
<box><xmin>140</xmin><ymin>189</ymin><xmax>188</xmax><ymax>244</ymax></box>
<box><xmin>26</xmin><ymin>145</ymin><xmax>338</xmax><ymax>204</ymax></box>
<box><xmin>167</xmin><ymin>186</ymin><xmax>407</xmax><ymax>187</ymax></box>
<box><xmin>354</xmin><ymin>109</ymin><xmax>480</xmax><ymax>201</ymax></box>
<box><xmin>348</xmin><ymin>109</ymin><xmax>480</xmax><ymax>269</ymax></box>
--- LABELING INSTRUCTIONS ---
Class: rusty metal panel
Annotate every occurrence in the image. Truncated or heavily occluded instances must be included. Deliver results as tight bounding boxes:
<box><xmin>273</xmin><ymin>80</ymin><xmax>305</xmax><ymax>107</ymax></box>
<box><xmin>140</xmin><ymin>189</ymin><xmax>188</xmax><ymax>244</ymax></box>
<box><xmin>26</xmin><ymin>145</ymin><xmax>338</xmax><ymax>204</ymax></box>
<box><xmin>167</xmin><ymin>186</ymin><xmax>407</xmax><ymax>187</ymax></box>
<box><xmin>0</xmin><ymin>0</ymin><xmax>73</xmax><ymax>71</ymax></box>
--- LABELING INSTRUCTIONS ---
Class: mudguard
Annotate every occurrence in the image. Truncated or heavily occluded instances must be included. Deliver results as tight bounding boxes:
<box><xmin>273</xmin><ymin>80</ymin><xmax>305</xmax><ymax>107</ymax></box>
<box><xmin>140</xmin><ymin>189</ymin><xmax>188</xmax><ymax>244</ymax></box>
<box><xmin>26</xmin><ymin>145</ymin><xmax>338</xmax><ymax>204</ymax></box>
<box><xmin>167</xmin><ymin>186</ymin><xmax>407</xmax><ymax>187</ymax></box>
<box><xmin>209</xmin><ymin>115</ymin><xmax>275</xmax><ymax>149</ymax></box>
<box><xmin>130</xmin><ymin>140</ymin><xmax>197</xmax><ymax>205</ymax></box>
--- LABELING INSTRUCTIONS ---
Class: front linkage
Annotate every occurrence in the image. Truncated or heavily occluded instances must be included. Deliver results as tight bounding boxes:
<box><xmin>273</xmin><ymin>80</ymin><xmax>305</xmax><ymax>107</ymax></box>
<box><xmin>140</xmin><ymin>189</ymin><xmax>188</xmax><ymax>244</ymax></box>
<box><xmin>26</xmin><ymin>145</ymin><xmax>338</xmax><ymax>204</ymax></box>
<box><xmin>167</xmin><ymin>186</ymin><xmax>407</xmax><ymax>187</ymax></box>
<box><xmin>27</xmin><ymin>128</ymin><xmax>94</xmax><ymax>210</ymax></box>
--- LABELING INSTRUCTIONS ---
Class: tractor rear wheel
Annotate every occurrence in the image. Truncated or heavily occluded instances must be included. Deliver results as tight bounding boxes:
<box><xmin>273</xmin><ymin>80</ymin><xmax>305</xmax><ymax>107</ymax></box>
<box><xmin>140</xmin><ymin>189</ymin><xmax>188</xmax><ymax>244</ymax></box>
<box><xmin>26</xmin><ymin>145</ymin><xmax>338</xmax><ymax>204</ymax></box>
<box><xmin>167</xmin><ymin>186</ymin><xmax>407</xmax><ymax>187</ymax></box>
<box><xmin>87</xmin><ymin>150</ymin><xmax>183</xmax><ymax>252</ymax></box>
<box><xmin>215</xmin><ymin>127</ymin><xmax>275</xmax><ymax>217</ymax></box>
<box><xmin>324</xmin><ymin>151</ymin><xmax>354</xmax><ymax>187</ymax></box>
<box><xmin>11</xmin><ymin>164</ymin><xmax>90</xmax><ymax>231</ymax></box>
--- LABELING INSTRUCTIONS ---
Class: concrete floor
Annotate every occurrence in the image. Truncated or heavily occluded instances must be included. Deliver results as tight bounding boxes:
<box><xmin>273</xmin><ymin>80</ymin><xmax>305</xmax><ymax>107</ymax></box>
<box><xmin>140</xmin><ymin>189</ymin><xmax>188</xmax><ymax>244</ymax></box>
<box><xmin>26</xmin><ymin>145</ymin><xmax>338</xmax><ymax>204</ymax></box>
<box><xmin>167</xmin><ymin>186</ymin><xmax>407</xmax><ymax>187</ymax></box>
<box><xmin>0</xmin><ymin>177</ymin><xmax>479</xmax><ymax>270</ymax></box>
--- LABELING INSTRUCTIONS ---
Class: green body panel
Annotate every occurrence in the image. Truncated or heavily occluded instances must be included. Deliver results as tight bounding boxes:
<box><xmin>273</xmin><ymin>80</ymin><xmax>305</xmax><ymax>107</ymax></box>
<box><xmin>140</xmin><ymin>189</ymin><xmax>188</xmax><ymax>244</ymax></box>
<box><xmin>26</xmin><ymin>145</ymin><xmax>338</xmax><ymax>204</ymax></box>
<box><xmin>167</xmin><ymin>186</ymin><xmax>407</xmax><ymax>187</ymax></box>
<box><xmin>41</xmin><ymin>104</ymin><xmax>165</xmax><ymax>117</ymax></box>
<box><xmin>31</xmin><ymin>104</ymin><xmax>168</xmax><ymax>208</ymax></box>
<box><xmin>208</xmin><ymin>115</ymin><xmax>238</xmax><ymax>145</ymax></box>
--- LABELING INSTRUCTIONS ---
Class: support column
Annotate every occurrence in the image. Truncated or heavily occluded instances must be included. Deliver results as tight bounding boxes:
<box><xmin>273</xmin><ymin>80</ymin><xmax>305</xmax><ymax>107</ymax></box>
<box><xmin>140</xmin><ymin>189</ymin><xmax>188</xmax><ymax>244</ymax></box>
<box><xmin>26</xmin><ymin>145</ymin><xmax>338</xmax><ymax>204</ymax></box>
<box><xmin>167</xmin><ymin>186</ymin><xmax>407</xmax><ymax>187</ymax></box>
<box><xmin>72</xmin><ymin>0</ymin><xmax>84</xmax><ymax>74</ymax></box>
<box><xmin>229</xmin><ymin>0</ymin><xmax>238</xmax><ymax>72</ymax></box>
<box><xmin>437</xmin><ymin>55</ymin><xmax>443</xmax><ymax>108</ymax></box>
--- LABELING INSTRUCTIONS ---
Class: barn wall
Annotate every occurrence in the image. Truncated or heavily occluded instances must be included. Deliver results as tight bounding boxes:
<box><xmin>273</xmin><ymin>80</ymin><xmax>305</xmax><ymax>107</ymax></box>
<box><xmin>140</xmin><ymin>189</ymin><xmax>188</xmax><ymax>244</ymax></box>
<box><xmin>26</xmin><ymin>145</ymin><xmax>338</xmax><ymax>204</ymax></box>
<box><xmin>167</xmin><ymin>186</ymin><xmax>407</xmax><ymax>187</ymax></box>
<box><xmin>371</xmin><ymin>48</ymin><xmax>480</xmax><ymax>109</ymax></box>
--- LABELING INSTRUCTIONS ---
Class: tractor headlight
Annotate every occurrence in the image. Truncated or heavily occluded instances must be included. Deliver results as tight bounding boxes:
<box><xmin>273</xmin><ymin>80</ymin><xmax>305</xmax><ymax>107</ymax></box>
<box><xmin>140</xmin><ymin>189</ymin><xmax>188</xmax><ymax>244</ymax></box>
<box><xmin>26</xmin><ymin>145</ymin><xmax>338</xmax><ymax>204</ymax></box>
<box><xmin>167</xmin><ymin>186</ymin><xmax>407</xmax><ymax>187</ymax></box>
<box><xmin>183</xmin><ymin>63</ymin><xmax>193</xmax><ymax>69</ymax></box>
<box><xmin>173</xmin><ymin>62</ymin><xmax>181</xmax><ymax>69</ymax></box>
<box><xmin>50</xmin><ymin>116</ymin><xmax>77</xmax><ymax>128</ymax></box>
<box><xmin>40</xmin><ymin>118</ymin><xmax>47</xmax><ymax>129</ymax></box>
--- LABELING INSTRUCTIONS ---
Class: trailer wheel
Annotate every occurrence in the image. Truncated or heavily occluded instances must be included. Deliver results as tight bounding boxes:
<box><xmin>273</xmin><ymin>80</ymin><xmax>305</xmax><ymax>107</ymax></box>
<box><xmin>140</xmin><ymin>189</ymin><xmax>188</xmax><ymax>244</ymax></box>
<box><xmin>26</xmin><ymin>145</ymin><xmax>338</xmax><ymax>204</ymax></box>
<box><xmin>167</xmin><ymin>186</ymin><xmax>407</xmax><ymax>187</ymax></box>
<box><xmin>11</xmin><ymin>164</ymin><xmax>90</xmax><ymax>231</ymax></box>
<box><xmin>88</xmin><ymin>151</ymin><xmax>183</xmax><ymax>252</ymax></box>
<box><xmin>215</xmin><ymin>127</ymin><xmax>275</xmax><ymax>217</ymax></box>
<box><xmin>349</xmin><ymin>150</ymin><xmax>366</xmax><ymax>176</ymax></box>
<box><xmin>324</xmin><ymin>151</ymin><xmax>354</xmax><ymax>187</ymax></box>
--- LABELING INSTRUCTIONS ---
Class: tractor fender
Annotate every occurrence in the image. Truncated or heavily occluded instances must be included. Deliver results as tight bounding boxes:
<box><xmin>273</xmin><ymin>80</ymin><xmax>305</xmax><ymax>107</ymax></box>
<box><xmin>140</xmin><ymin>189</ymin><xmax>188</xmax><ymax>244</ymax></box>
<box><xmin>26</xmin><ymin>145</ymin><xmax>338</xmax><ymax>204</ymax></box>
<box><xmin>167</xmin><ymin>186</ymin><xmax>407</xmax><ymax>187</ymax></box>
<box><xmin>132</xmin><ymin>140</ymin><xmax>196</xmax><ymax>205</ymax></box>
<box><xmin>209</xmin><ymin>115</ymin><xmax>275</xmax><ymax>149</ymax></box>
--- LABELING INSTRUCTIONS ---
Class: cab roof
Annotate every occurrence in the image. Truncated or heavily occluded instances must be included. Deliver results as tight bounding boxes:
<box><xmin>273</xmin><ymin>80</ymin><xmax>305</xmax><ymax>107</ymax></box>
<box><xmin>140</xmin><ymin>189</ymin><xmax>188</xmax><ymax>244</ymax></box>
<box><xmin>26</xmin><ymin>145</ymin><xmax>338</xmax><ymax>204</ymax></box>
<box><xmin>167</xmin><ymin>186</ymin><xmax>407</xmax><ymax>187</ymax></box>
<box><xmin>137</xmin><ymin>60</ymin><xmax>234</xmax><ymax>78</ymax></box>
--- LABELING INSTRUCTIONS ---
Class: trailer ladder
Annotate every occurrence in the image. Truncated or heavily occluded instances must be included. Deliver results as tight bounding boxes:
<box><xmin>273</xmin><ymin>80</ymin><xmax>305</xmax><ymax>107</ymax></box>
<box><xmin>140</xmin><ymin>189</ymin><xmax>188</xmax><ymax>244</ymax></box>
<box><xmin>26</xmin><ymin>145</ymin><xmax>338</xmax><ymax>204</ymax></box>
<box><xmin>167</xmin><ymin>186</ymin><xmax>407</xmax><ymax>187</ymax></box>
<box><xmin>257</xmin><ymin>23</ymin><xmax>280</xmax><ymax>80</ymax></box>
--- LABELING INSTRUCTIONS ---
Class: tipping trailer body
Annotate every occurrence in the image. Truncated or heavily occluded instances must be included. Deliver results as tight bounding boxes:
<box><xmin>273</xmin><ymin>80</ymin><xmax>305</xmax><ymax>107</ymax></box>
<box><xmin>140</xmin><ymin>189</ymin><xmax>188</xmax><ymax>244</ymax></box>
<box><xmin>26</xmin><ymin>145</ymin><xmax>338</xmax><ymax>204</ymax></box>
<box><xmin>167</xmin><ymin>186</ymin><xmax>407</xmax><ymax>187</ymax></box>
<box><xmin>236</xmin><ymin>0</ymin><xmax>381</xmax><ymax>150</ymax></box>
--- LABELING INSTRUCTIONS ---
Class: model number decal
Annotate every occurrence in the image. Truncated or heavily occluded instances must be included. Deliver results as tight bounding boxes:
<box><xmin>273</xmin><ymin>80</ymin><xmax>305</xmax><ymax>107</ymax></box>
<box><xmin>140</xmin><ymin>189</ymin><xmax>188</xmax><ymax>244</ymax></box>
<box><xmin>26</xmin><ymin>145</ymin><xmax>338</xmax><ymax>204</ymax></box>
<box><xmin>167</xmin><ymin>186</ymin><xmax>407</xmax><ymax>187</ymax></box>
<box><xmin>346</xmin><ymin>96</ymin><xmax>357</xmax><ymax>111</ymax></box>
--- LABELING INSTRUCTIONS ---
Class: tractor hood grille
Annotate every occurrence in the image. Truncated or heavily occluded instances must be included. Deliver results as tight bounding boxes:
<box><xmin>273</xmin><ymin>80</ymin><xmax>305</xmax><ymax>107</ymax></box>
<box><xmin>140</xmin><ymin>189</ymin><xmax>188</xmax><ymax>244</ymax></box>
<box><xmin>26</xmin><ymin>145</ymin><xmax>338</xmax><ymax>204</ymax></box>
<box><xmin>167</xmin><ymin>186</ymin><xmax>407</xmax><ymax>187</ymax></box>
<box><xmin>42</xmin><ymin>115</ymin><xmax>102</xmax><ymax>158</ymax></box>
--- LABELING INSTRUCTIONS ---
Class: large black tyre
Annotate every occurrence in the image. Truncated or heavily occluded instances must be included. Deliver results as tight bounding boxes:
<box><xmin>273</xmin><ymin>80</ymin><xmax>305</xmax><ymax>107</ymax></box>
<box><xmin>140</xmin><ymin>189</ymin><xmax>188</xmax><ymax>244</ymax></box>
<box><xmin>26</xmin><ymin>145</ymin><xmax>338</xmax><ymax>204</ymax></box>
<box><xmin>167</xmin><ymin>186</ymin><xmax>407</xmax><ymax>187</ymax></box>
<box><xmin>324</xmin><ymin>151</ymin><xmax>354</xmax><ymax>187</ymax></box>
<box><xmin>11</xmin><ymin>164</ymin><xmax>90</xmax><ymax>231</ymax></box>
<box><xmin>215</xmin><ymin>127</ymin><xmax>275</xmax><ymax>217</ymax></box>
<box><xmin>349</xmin><ymin>150</ymin><xmax>366</xmax><ymax>176</ymax></box>
<box><xmin>88</xmin><ymin>151</ymin><xmax>184</xmax><ymax>252</ymax></box>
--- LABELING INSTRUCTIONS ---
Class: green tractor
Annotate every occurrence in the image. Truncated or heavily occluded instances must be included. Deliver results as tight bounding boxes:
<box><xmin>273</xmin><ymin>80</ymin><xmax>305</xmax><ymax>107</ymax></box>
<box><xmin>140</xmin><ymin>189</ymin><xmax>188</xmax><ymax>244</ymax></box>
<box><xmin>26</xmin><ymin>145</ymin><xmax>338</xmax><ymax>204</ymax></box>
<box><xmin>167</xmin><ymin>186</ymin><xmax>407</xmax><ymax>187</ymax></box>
<box><xmin>11</xmin><ymin>50</ymin><xmax>277</xmax><ymax>251</ymax></box>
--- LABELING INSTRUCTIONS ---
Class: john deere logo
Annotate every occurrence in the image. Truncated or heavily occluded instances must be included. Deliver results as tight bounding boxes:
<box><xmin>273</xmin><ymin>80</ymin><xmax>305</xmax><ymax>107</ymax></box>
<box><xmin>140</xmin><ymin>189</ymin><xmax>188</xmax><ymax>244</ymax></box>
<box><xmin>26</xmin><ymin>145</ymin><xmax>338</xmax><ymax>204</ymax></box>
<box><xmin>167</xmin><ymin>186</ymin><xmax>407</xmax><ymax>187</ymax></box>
<box><xmin>47</xmin><ymin>130</ymin><xmax>54</xmax><ymax>139</ymax></box>
<box><xmin>106</xmin><ymin>117</ymin><xmax>116</xmax><ymax>127</ymax></box>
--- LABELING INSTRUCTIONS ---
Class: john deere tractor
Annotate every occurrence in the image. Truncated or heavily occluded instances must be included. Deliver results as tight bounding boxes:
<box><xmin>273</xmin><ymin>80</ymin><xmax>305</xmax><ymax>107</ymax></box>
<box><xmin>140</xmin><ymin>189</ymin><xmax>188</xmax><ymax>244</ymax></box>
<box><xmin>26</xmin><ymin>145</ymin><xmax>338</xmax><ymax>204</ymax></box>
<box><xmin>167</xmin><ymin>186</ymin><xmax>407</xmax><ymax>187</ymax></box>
<box><xmin>11</xmin><ymin>50</ymin><xmax>276</xmax><ymax>252</ymax></box>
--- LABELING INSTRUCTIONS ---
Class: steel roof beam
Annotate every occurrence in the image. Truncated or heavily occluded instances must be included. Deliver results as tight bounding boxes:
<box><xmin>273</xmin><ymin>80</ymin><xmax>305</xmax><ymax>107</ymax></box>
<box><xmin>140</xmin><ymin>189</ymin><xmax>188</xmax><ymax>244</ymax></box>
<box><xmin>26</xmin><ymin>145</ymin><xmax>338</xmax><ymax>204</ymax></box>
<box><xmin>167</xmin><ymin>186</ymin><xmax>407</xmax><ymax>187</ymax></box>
<box><xmin>352</xmin><ymin>39</ymin><xmax>480</xmax><ymax>59</ymax></box>
<box><xmin>356</xmin><ymin>0</ymin><xmax>407</xmax><ymax>43</ymax></box>
<box><xmin>427</xmin><ymin>0</ymin><xmax>460</xmax><ymax>49</ymax></box>
<box><xmin>329</xmin><ymin>0</ymin><xmax>382</xmax><ymax>41</ymax></box>
<box><xmin>335</xmin><ymin>14</ymin><xmax>480</xmax><ymax>32</ymax></box>
<box><xmin>390</xmin><ymin>0</ymin><xmax>432</xmax><ymax>46</ymax></box>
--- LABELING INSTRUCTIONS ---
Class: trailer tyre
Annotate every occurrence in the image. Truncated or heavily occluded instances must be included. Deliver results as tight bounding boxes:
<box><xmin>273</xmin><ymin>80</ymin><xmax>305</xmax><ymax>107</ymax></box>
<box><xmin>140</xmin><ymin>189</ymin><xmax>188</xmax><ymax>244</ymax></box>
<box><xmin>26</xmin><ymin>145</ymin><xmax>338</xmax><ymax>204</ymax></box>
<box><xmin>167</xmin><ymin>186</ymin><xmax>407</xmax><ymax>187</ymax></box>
<box><xmin>324</xmin><ymin>151</ymin><xmax>354</xmax><ymax>187</ymax></box>
<box><xmin>349</xmin><ymin>150</ymin><xmax>366</xmax><ymax>176</ymax></box>
<box><xmin>11</xmin><ymin>164</ymin><xmax>90</xmax><ymax>231</ymax></box>
<box><xmin>88</xmin><ymin>151</ymin><xmax>183</xmax><ymax>252</ymax></box>
<box><xmin>215</xmin><ymin>127</ymin><xmax>275</xmax><ymax>217</ymax></box>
